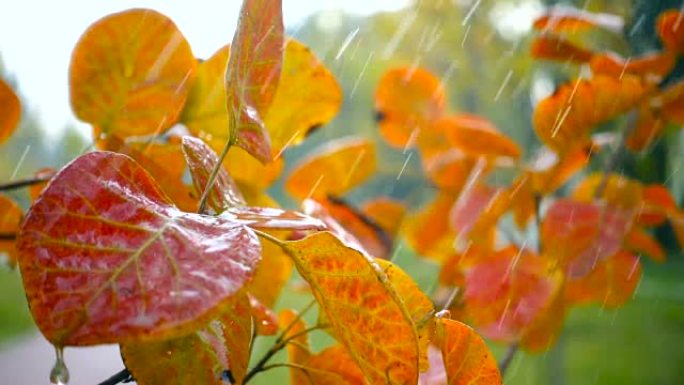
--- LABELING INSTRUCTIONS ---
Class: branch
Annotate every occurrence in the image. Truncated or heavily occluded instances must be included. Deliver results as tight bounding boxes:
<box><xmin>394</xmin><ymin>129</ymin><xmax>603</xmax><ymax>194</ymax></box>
<box><xmin>0</xmin><ymin>173</ymin><xmax>54</xmax><ymax>192</ymax></box>
<box><xmin>97</xmin><ymin>368</ymin><xmax>133</xmax><ymax>385</ymax></box>
<box><xmin>498</xmin><ymin>343</ymin><xmax>518</xmax><ymax>377</ymax></box>
<box><xmin>0</xmin><ymin>233</ymin><xmax>16</xmax><ymax>241</ymax></box>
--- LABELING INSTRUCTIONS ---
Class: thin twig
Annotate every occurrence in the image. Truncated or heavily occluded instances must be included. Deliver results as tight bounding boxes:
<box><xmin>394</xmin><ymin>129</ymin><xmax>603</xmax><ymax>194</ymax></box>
<box><xmin>277</xmin><ymin>299</ymin><xmax>316</xmax><ymax>343</ymax></box>
<box><xmin>0</xmin><ymin>174</ymin><xmax>54</xmax><ymax>192</ymax></box>
<box><xmin>498</xmin><ymin>343</ymin><xmax>519</xmax><ymax>376</ymax></box>
<box><xmin>97</xmin><ymin>368</ymin><xmax>133</xmax><ymax>385</ymax></box>
<box><xmin>197</xmin><ymin>138</ymin><xmax>233</xmax><ymax>214</ymax></box>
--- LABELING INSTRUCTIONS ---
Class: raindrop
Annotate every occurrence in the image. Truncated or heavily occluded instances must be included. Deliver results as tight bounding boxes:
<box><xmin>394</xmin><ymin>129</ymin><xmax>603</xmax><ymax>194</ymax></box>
<box><xmin>462</xmin><ymin>0</ymin><xmax>482</xmax><ymax>26</ymax></box>
<box><xmin>335</xmin><ymin>27</ymin><xmax>360</xmax><ymax>60</ymax></box>
<box><xmin>49</xmin><ymin>346</ymin><xmax>69</xmax><ymax>385</ymax></box>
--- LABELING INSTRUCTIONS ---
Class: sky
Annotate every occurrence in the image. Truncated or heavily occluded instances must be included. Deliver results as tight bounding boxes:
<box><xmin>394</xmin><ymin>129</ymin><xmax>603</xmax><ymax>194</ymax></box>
<box><xmin>0</xmin><ymin>0</ymin><xmax>410</xmax><ymax>138</ymax></box>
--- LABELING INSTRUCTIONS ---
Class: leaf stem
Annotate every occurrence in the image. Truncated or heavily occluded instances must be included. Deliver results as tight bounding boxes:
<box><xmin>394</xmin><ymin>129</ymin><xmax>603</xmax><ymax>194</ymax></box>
<box><xmin>0</xmin><ymin>173</ymin><xmax>54</xmax><ymax>192</ymax></box>
<box><xmin>252</xmin><ymin>229</ymin><xmax>286</xmax><ymax>247</ymax></box>
<box><xmin>498</xmin><ymin>343</ymin><xmax>518</xmax><ymax>377</ymax></box>
<box><xmin>97</xmin><ymin>368</ymin><xmax>133</xmax><ymax>385</ymax></box>
<box><xmin>197</xmin><ymin>139</ymin><xmax>233</xmax><ymax>214</ymax></box>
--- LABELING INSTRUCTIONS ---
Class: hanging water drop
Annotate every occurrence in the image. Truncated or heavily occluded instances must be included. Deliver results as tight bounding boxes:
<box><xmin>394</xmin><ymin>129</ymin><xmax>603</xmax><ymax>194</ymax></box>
<box><xmin>49</xmin><ymin>346</ymin><xmax>69</xmax><ymax>385</ymax></box>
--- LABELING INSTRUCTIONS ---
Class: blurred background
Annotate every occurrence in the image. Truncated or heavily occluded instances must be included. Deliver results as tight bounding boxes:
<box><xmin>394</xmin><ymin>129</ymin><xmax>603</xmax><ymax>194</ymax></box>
<box><xmin>0</xmin><ymin>0</ymin><xmax>682</xmax><ymax>384</ymax></box>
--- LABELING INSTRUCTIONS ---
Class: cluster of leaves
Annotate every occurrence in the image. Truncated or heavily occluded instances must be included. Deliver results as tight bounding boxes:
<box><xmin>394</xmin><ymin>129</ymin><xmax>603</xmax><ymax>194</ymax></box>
<box><xmin>372</xmin><ymin>5</ymin><xmax>684</xmax><ymax>354</ymax></box>
<box><xmin>0</xmin><ymin>1</ymin><xmax>506</xmax><ymax>384</ymax></box>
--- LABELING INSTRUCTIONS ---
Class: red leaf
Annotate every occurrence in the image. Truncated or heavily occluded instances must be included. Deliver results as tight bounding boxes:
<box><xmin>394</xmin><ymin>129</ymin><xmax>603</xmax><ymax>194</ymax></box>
<box><xmin>226</xmin><ymin>0</ymin><xmax>284</xmax><ymax>163</ymax></box>
<box><xmin>17</xmin><ymin>152</ymin><xmax>262</xmax><ymax>346</ymax></box>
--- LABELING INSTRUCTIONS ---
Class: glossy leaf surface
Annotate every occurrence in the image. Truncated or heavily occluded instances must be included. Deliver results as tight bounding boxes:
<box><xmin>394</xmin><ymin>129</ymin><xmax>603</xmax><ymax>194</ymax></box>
<box><xmin>17</xmin><ymin>152</ymin><xmax>261</xmax><ymax>345</ymax></box>
<box><xmin>69</xmin><ymin>9</ymin><xmax>195</xmax><ymax>137</ymax></box>
<box><xmin>225</xmin><ymin>0</ymin><xmax>284</xmax><ymax>162</ymax></box>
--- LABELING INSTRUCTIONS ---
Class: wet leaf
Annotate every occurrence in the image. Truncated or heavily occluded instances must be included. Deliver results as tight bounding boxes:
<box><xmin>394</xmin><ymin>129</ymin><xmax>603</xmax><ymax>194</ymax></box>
<box><xmin>533</xmin><ymin>75</ymin><xmax>649</xmax><ymax>153</ymax></box>
<box><xmin>224</xmin><ymin>206</ymin><xmax>325</xmax><ymax>232</ymax></box>
<box><xmin>17</xmin><ymin>152</ymin><xmax>261</xmax><ymax>345</ymax></box>
<box><xmin>565</xmin><ymin>250</ymin><xmax>641</xmax><ymax>308</ymax></box>
<box><xmin>657</xmin><ymin>10</ymin><xmax>684</xmax><ymax>54</ymax></box>
<box><xmin>541</xmin><ymin>199</ymin><xmax>633</xmax><ymax>278</ymax></box>
<box><xmin>434</xmin><ymin>318</ymin><xmax>502</xmax><ymax>385</ymax></box>
<box><xmin>303</xmin><ymin>345</ymin><xmax>366</xmax><ymax>385</ymax></box>
<box><xmin>181</xmin><ymin>136</ymin><xmax>245</xmax><ymax>214</ymax></box>
<box><xmin>531</xmin><ymin>35</ymin><xmax>593</xmax><ymax>63</ymax></box>
<box><xmin>282</xmin><ymin>232</ymin><xmax>423</xmax><ymax>384</ymax></box>
<box><xmin>519</xmin><ymin>285</ymin><xmax>565</xmax><ymax>352</ymax></box>
<box><xmin>0</xmin><ymin>195</ymin><xmax>22</xmax><ymax>266</ymax></box>
<box><xmin>463</xmin><ymin>247</ymin><xmax>562</xmax><ymax>345</ymax></box>
<box><xmin>624</xmin><ymin>227</ymin><xmax>665</xmax><ymax>263</ymax></box>
<box><xmin>69</xmin><ymin>9</ymin><xmax>196</xmax><ymax>137</ymax></box>
<box><xmin>249</xmin><ymin>294</ymin><xmax>278</xmax><ymax>335</ymax></box>
<box><xmin>285</xmin><ymin>138</ymin><xmax>376</xmax><ymax>201</ymax></box>
<box><xmin>424</xmin><ymin>150</ymin><xmax>481</xmax><ymax>194</ymax></box>
<box><xmin>590</xmin><ymin>52</ymin><xmax>675</xmax><ymax>81</ymax></box>
<box><xmin>266</xmin><ymin>39</ymin><xmax>342</xmax><ymax>155</ymax></box>
<box><xmin>226</xmin><ymin>0</ymin><xmax>284</xmax><ymax>163</ymax></box>
<box><xmin>533</xmin><ymin>6</ymin><xmax>624</xmax><ymax>34</ymax></box>
<box><xmin>375</xmin><ymin>67</ymin><xmax>446</xmax><ymax>149</ymax></box>
<box><xmin>637</xmin><ymin>184</ymin><xmax>677</xmax><ymax>226</ymax></box>
<box><xmin>404</xmin><ymin>192</ymin><xmax>457</xmax><ymax>262</ymax></box>
<box><xmin>122</xmin><ymin>292</ymin><xmax>252</xmax><ymax>385</ymax></box>
<box><xmin>0</xmin><ymin>78</ymin><xmax>21</xmax><ymax>145</ymax></box>
<box><xmin>102</xmin><ymin>135</ymin><xmax>197</xmax><ymax>212</ymax></box>
<box><xmin>362</xmin><ymin>197</ymin><xmax>406</xmax><ymax>239</ymax></box>
<box><xmin>440</xmin><ymin>114</ymin><xmax>521</xmax><ymax>159</ymax></box>
<box><xmin>449</xmin><ymin>184</ymin><xmax>500</xmax><ymax>247</ymax></box>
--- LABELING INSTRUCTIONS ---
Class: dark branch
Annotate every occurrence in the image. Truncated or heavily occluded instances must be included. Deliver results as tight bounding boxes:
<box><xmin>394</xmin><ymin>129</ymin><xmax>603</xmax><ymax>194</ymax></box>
<box><xmin>0</xmin><ymin>233</ymin><xmax>16</xmax><ymax>241</ymax></box>
<box><xmin>97</xmin><ymin>368</ymin><xmax>133</xmax><ymax>385</ymax></box>
<box><xmin>498</xmin><ymin>343</ymin><xmax>519</xmax><ymax>376</ymax></box>
<box><xmin>0</xmin><ymin>174</ymin><xmax>54</xmax><ymax>192</ymax></box>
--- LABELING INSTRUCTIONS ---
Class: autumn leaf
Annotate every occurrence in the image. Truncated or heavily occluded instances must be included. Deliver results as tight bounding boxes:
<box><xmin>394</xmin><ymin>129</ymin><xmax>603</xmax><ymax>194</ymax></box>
<box><xmin>280</xmin><ymin>232</ymin><xmax>426</xmax><ymax>384</ymax></box>
<box><xmin>625</xmin><ymin>227</ymin><xmax>665</xmax><ymax>263</ymax></box>
<box><xmin>265</xmin><ymin>39</ymin><xmax>343</xmax><ymax>155</ymax></box>
<box><xmin>531</xmin><ymin>35</ymin><xmax>594</xmax><ymax>63</ymax></box>
<box><xmin>434</xmin><ymin>318</ymin><xmax>502</xmax><ymax>385</ymax></box>
<box><xmin>463</xmin><ymin>246</ymin><xmax>563</xmax><ymax>345</ymax></box>
<box><xmin>572</xmin><ymin>173</ymin><xmax>643</xmax><ymax>209</ymax></box>
<box><xmin>533</xmin><ymin>75</ymin><xmax>649</xmax><ymax>153</ymax></box>
<box><xmin>590</xmin><ymin>52</ymin><xmax>675</xmax><ymax>81</ymax></box>
<box><xmin>285</xmin><ymin>138</ymin><xmax>376</xmax><ymax>201</ymax></box>
<box><xmin>423</xmin><ymin>150</ymin><xmax>483</xmax><ymax>194</ymax></box>
<box><xmin>565</xmin><ymin>250</ymin><xmax>641</xmax><ymax>308</ymax></box>
<box><xmin>362</xmin><ymin>197</ymin><xmax>406</xmax><ymax>239</ymax></box>
<box><xmin>657</xmin><ymin>10</ymin><xmax>684</xmax><ymax>54</ymax></box>
<box><xmin>637</xmin><ymin>184</ymin><xmax>677</xmax><ymax>226</ymax></box>
<box><xmin>69</xmin><ymin>9</ymin><xmax>196</xmax><ymax>137</ymax></box>
<box><xmin>28</xmin><ymin>168</ymin><xmax>56</xmax><ymax>202</ymax></box>
<box><xmin>225</xmin><ymin>0</ymin><xmax>284</xmax><ymax>163</ymax></box>
<box><xmin>122</xmin><ymin>291</ymin><xmax>253</xmax><ymax>385</ymax></box>
<box><xmin>375</xmin><ymin>67</ymin><xmax>446</xmax><ymax>149</ymax></box>
<box><xmin>625</xmin><ymin>104</ymin><xmax>664</xmax><ymax>151</ymax></box>
<box><xmin>0</xmin><ymin>78</ymin><xmax>21</xmax><ymax>145</ymax></box>
<box><xmin>0</xmin><ymin>194</ymin><xmax>22</xmax><ymax>266</ymax></box>
<box><xmin>533</xmin><ymin>6</ymin><xmax>624</xmax><ymax>34</ymax></box>
<box><xmin>658</xmin><ymin>81</ymin><xmax>684</xmax><ymax>125</ymax></box>
<box><xmin>449</xmin><ymin>184</ymin><xmax>500</xmax><ymax>247</ymax></box>
<box><xmin>280</xmin><ymin>309</ymin><xmax>313</xmax><ymax>385</ymax></box>
<box><xmin>541</xmin><ymin>199</ymin><xmax>633</xmax><ymax>278</ymax></box>
<box><xmin>249</xmin><ymin>294</ymin><xmax>278</xmax><ymax>335</ymax></box>
<box><xmin>247</xmin><ymin>235</ymin><xmax>292</xmax><ymax>308</ymax></box>
<box><xmin>439</xmin><ymin>114</ymin><xmax>521</xmax><ymax>159</ymax></box>
<box><xmin>17</xmin><ymin>152</ymin><xmax>261</xmax><ymax>346</ymax></box>
<box><xmin>181</xmin><ymin>136</ymin><xmax>246</xmax><ymax>214</ymax></box>
<box><xmin>102</xmin><ymin>135</ymin><xmax>197</xmax><ymax>212</ymax></box>
<box><xmin>527</xmin><ymin>147</ymin><xmax>589</xmax><ymax>194</ymax></box>
<box><xmin>404</xmin><ymin>192</ymin><xmax>457</xmax><ymax>262</ymax></box>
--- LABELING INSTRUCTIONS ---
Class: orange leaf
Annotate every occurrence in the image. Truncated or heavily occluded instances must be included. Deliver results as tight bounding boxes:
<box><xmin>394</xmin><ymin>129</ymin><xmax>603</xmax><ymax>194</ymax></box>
<box><xmin>282</xmin><ymin>232</ymin><xmax>427</xmax><ymax>384</ymax></box>
<box><xmin>624</xmin><ymin>227</ymin><xmax>665</xmax><ymax>263</ymax></box>
<box><xmin>303</xmin><ymin>345</ymin><xmax>366</xmax><ymax>385</ymax></box>
<box><xmin>249</xmin><ymin>294</ymin><xmax>278</xmax><ymax>336</ymax></box>
<box><xmin>637</xmin><ymin>184</ymin><xmax>677</xmax><ymax>226</ymax></box>
<box><xmin>435</xmin><ymin>318</ymin><xmax>502</xmax><ymax>385</ymax></box>
<box><xmin>463</xmin><ymin>247</ymin><xmax>562</xmax><ymax>344</ymax></box>
<box><xmin>265</xmin><ymin>39</ymin><xmax>342</xmax><ymax>156</ymax></box>
<box><xmin>362</xmin><ymin>197</ymin><xmax>406</xmax><ymax>239</ymax></box>
<box><xmin>533</xmin><ymin>6</ymin><xmax>624</xmax><ymax>34</ymax></box>
<box><xmin>541</xmin><ymin>199</ymin><xmax>633</xmax><ymax>278</ymax></box>
<box><xmin>565</xmin><ymin>250</ymin><xmax>641</xmax><ymax>308</ymax></box>
<box><xmin>279</xmin><ymin>309</ymin><xmax>313</xmax><ymax>385</ymax></box>
<box><xmin>226</xmin><ymin>0</ymin><xmax>284</xmax><ymax>163</ymax></box>
<box><xmin>531</xmin><ymin>35</ymin><xmax>593</xmax><ymax>63</ymax></box>
<box><xmin>528</xmin><ymin>147</ymin><xmax>590</xmax><ymax>194</ymax></box>
<box><xmin>440</xmin><ymin>114</ymin><xmax>521</xmax><ymax>159</ymax></box>
<box><xmin>0</xmin><ymin>194</ymin><xmax>22</xmax><ymax>266</ymax></box>
<box><xmin>69</xmin><ymin>9</ymin><xmax>196</xmax><ymax>137</ymax></box>
<box><xmin>424</xmin><ymin>150</ymin><xmax>482</xmax><ymax>194</ymax></box>
<box><xmin>285</xmin><ymin>138</ymin><xmax>376</xmax><ymax>201</ymax></box>
<box><xmin>533</xmin><ymin>75</ymin><xmax>649</xmax><ymax>153</ymax></box>
<box><xmin>590</xmin><ymin>52</ymin><xmax>675</xmax><ymax>81</ymax></box>
<box><xmin>122</xmin><ymin>292</ymin><xmax>252</xmax><ymax>385</ymax></box>
<box><xmin>17</xmin><ymin>152</ymin><xmax>261</xmax><ymax>345</ymax></box>
<box><xmin>657</xmin><ymin>10</ymin><xmax>684</xmax><ymax>53</ymax></box>
<box><xmin>28</xmin><ymin>168</ymin><xmax>56</xmax><ymax>202</ymax></box>
<box><xmin>375</xmin><ymin>67</ymin><xmax>446</xmax><ymax>149</ymax></box>
<box><xmin>404</xmin><ymin>192</ymin><xmax>457</xmax><ymax>262</ymax></box>
<box><xmin>181</xmin><ymin>136</ymin><xmax>245</xmax><ymax>214</ymax></box>
<box><xmin>0</xmin><ymin>78</ymin><xmax>21</xmax><ymax>145</ymax></box>
<box><xmin>572</xmin><ymin>173</ymin><xmax>643</xmax><ymax>209</ymax></box>
<box><xmin>519</xmin><ymin>286</ymin><xmax>566</xmax><ymax>352</ymax></box>
<box><xmin>625</xmin><ymin>104</ymin><xmax>664</xmax><ymax>151</ymax></box>
<box><xmin>659</xmin><ymin>81</ymin><xmax>684</xmax><ymax>125</ymax></box>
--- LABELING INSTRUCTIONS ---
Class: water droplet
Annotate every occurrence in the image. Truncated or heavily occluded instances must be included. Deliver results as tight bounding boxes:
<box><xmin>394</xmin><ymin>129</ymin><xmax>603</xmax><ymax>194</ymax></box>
<box><xmin>49</xmin><ymin>346</ymin><xmax>69</xmax><ymax>385</ymax></box>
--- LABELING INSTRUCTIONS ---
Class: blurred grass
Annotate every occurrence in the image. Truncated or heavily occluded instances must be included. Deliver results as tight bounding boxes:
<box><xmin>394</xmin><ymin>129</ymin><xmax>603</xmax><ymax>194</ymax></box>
<box><xmin>2</xmin><ymin>252</ymin><xmax>683</xmax><ymax>385</ymax></box>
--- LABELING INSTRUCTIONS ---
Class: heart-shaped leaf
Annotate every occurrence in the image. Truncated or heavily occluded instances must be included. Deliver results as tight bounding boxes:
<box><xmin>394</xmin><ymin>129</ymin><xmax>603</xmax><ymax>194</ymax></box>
<box><xmin>17</xmin><ymin>151</ymin><xmax>261</xmax><ymax>346</ymax></box>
